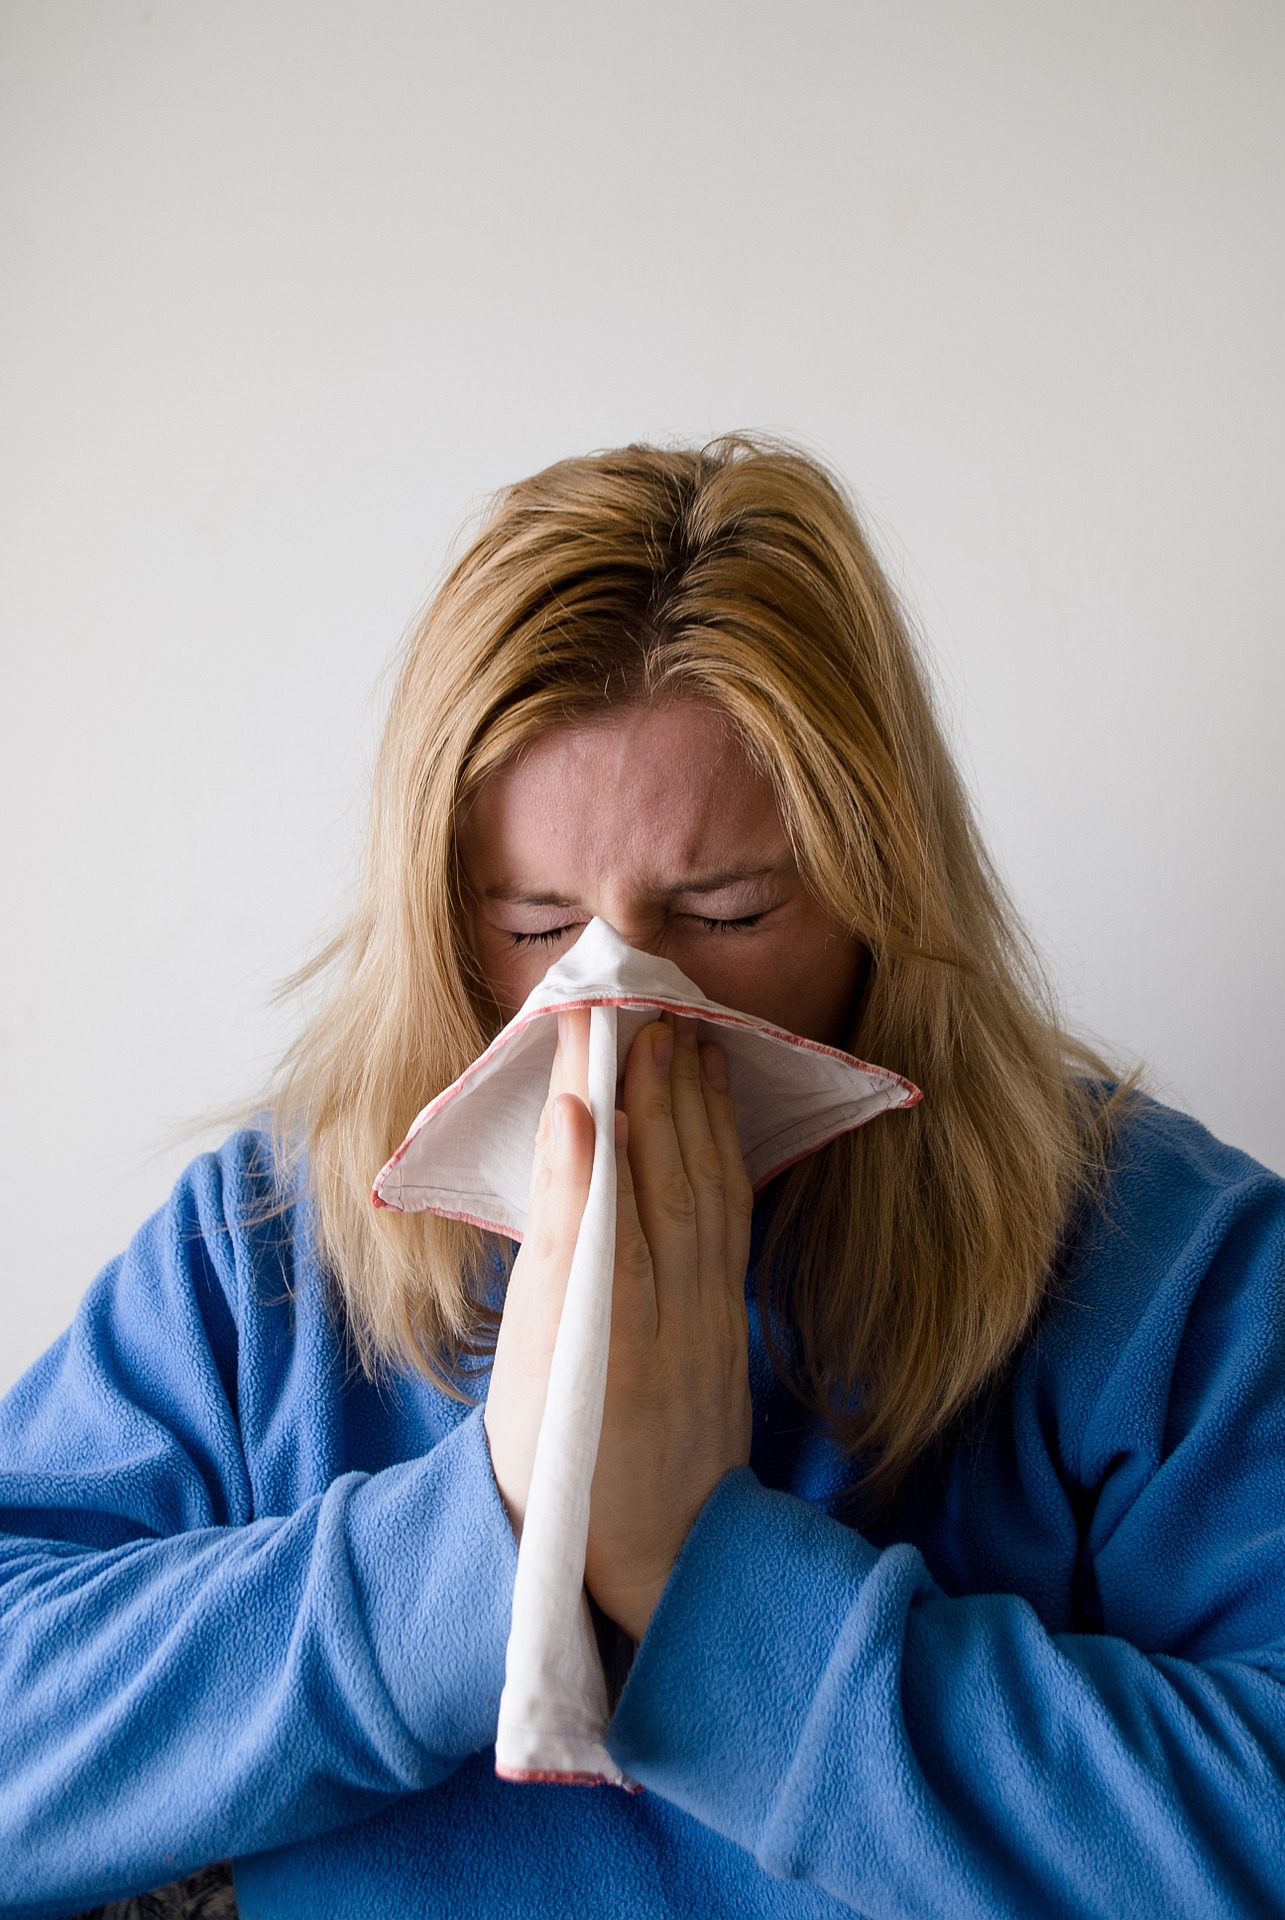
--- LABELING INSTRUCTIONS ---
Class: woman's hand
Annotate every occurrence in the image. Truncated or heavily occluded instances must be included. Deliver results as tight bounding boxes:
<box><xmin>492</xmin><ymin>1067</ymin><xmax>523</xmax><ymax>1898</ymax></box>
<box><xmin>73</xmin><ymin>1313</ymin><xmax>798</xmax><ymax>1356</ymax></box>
<box><xmin>586</xmin><ymin>1014</ymin><xmax>753</xmax><ymax>1642</ymax></box>
<box><xmin>483</xmin><ymin>1009</ymin><xmax>754</xmax><ymax>1643</ymax></box>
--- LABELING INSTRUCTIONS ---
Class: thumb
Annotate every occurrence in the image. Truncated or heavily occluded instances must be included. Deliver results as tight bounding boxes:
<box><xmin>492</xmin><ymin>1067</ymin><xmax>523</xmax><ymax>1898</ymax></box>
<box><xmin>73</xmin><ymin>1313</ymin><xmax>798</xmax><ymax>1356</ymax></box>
<box><xmin>522</xmin><ymin>1091</ymin><xmax>595</xmax><ymax>1292</ymax></box>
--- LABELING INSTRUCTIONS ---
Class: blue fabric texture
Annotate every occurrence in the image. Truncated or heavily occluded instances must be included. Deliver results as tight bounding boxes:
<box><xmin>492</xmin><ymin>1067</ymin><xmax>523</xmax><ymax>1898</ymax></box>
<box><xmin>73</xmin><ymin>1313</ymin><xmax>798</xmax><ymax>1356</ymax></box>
<box><xmin>1</xmin><ymin>1103</ymin><xmax>1283</xmax><ymax>1917</ymax></box>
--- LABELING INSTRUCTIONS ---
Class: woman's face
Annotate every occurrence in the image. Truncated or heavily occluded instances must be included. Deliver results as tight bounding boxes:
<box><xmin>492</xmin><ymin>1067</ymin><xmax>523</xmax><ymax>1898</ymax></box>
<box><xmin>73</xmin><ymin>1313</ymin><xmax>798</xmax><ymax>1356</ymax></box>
<box><xmin>459</xmin><ymin>697</ymin><xmax>867</xmax><ymax>1044</ymax></box>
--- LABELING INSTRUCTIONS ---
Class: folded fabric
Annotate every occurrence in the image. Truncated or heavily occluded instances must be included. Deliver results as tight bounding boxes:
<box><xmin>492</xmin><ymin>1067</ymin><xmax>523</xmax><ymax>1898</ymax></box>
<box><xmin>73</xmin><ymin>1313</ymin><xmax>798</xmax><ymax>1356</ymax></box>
<box><xmin>373</xmin><ymin>917</ymin><xmax>920</xmax><ymax>1787</ymax></box>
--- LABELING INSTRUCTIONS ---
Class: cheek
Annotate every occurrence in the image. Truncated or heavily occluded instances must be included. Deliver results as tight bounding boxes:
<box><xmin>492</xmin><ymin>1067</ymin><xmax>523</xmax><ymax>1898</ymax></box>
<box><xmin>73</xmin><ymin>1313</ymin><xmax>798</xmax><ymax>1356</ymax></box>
<box><xmin>803</xmin><ymin>945</ymin><xmax>869</xmax><ymax>1044</ymax></box>
<box><xmin>653</xmin><ymin>935</ymin><xmax>783</xmax><ymax>1031</ymax></box>
<box><xmin>793</xmin><ymin>933</ymin><xmax>869</xmax><ymax>1041</ymax></box>
<box><xmin>699</xmin><ymin>929</ymin><xmax>866</xmax><ymax>1045</ymax></box>
<box><xmin>675</xmin><ymin>943</ymin><xmax>778</xmax><ymax>1015</ymax></box>
<box><xmin>469</xmin><ymin>922</ymin><xmax>532</xmax><ymax>1022</ymax></box>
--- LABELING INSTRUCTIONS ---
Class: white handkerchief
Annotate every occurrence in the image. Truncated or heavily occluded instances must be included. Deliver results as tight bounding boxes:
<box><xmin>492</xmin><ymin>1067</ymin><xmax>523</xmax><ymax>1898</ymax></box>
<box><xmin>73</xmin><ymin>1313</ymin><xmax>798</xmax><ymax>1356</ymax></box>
<box><xmin>373</xmin><ymin>918</ymin><xmax>919</xmax><ymax>1787</ymax></box>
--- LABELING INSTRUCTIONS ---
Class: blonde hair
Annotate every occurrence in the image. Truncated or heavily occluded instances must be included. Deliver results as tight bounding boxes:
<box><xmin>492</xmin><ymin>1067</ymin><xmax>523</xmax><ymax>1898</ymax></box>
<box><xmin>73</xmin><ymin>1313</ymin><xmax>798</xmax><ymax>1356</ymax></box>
<box><xmin>270</xmin><ymin>436</ymin><xmax>1123</xmax><ymax>1504</ymax></box>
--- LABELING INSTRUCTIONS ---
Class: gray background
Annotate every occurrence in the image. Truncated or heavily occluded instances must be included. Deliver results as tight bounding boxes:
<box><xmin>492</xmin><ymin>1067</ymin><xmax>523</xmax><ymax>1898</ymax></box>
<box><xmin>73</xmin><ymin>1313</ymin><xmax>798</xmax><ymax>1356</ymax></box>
<box><xmin>3</xmin><ymin>1</ymin><xmax>1282</xmax><ymax>1392</ymax></box>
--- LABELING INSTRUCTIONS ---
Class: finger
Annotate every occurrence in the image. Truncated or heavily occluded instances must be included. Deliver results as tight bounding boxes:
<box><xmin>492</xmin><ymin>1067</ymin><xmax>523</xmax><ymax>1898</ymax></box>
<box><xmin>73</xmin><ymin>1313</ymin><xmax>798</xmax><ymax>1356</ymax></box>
<box><xmin>554</xmin><ymin>1006</ymin><xmax>591</xmax><ymax>1104</ymax></box>
<box><xmin>520</xmin><ymin>1091</ymin><xmax>594</xmax><ymax>1294</ymax></box>
<box><xmin>698</xmin><ymin>1039</ymin><xmax>754</xmax><ymax>1304</ymax></box>
<box><xmin>526</xmin><ymin>1006</ymin><xmax>590</xmax><ymax>1223</ymax></box>
<box><xmin>621</xmin><ymin>1017</ymin><xmax>700</xmax><ymax>1331</ymax></box>
<box><xmin>530</xmin><ymin>1020</ymin><xmax>563</xmax><ymax>1168</ymax></box>
<box><xmin>514</xmin><ymin>1006</ymin><xmax>591</xmax><ymax>1290</ymax></box>
<box><xmin>610</xmin><ymin>1108</ymin><xmax>658</xmax><ymax>1345</ymax></box>
<box><xmin>667</xmin><ymin>1014</ymin><xmax>733</xmax><ymax>1302</ymax></box>
<box><xmin>490</xmin><ymin>1086</ymin><xmax>593</xmax><ymax>1538</ymax></box>
<box><xmin>527</xmin><ymin>1013</ymin><xmax>567</xmax><ymax>1211</ymax></box>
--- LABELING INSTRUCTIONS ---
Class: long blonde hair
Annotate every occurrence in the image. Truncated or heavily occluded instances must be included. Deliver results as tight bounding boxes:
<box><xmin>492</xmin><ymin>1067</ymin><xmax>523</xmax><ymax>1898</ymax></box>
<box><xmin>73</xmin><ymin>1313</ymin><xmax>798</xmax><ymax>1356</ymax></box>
<box><xmin>270</xmin><ymin>436</ymin><xmax>1121</xmax><ymax>1503</ymax></box>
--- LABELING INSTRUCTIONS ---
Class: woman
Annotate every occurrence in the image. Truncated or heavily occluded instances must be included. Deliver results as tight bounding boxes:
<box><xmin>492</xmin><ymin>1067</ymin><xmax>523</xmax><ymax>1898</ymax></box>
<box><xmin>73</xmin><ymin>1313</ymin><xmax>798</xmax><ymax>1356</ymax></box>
<box><xmin>3</xmin><ymin>439</ymin><xmax>1283</xmax><ymax>1918</ymax></box>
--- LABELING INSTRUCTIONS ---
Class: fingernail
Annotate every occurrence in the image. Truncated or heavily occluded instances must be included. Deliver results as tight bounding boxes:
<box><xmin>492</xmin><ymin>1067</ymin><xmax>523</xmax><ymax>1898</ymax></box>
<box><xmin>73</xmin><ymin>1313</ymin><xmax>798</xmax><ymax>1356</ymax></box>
<box><xmin>701</xmin><ymin>1043</ymin><xmax>729</xmax><ymax>1091</ymax></box>
<box><xmin>552</xmin><ymin>1099</ymin><xmax>564</xmax><ymax>1138</ymax></box>
<box><xmin>652</xmin><ymin>1025</ymin><xmax>674</xmax><ymax>1073</ymax></box>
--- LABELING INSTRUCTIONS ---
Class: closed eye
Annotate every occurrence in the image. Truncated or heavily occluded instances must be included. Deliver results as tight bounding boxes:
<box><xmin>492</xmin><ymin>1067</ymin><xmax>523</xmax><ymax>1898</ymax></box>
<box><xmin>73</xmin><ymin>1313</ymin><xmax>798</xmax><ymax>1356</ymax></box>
<box><xmin>507</xmin><ymin>924</ymin><xmax>581</xmax><ymax>948</ymax></box>
<box><xmin>506</xmin><ymin>910</ymin><xmax>769</xmax><ymax>948</ymax></box>
<box><xmin>690</xmin><ymin>912</ymin><xmax>767</xmax><ymax>934</ymax></box>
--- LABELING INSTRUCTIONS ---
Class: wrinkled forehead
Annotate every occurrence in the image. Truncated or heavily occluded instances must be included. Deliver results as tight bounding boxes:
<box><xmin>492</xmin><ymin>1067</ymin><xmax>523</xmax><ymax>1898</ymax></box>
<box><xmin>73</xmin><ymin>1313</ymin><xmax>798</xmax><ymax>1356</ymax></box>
<box><xmin>457</xmin><ymin>698</ymin><xmax>788</xmax><ymax>896</ymax></box>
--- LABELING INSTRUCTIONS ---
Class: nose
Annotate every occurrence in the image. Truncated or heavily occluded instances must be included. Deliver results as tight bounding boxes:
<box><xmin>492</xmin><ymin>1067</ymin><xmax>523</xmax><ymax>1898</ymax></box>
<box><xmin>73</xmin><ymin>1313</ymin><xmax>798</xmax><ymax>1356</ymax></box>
<box><xmin>592</xmin><ymin>903</ymin><xmax>669</xmax><ymax>957</ymax></box>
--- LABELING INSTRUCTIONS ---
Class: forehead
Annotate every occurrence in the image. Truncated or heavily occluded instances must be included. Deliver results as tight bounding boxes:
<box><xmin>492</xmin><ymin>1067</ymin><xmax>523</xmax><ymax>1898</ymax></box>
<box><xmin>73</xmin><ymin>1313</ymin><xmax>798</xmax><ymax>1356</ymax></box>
<box><xmin>461</xmin><ymin>699</ymin><xmax>786</xmax><ymax>890</ymax></box>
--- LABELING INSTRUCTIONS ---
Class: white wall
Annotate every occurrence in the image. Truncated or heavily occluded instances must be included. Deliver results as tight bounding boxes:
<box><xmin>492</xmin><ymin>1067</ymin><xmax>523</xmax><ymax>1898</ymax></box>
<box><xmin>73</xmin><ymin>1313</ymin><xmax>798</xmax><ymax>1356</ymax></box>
<box><xmin>2</xmin><ymin>1</ymin><xmax>1282</xmax><ymax>1393</ymax></box>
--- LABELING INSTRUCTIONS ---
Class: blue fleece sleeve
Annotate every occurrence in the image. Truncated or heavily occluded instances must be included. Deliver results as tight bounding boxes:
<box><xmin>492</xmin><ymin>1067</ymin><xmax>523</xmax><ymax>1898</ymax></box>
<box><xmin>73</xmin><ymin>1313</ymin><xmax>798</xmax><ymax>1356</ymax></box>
<box><xmin>609</xmin><ymin>1141</ymin><xmax>1285</xmax><ymax>1919</ymax></box>
<box><xmin>0</xmin><ymin>1148</ymin><xmax>517</xmax><ymax>1916</ymax></box>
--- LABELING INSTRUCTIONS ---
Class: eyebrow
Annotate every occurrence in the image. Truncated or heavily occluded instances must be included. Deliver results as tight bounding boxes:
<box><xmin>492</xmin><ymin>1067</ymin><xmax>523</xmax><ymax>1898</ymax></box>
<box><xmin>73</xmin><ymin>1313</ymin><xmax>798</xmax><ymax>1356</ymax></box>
<box><xmin>484</xmin><ymin>865</ymin><xmax>790</xmax><ymax>906</ymax></box>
